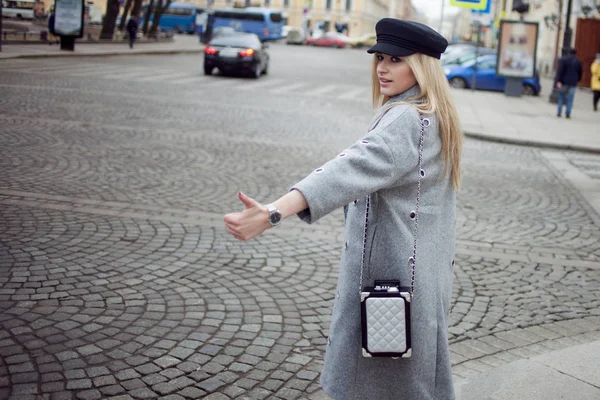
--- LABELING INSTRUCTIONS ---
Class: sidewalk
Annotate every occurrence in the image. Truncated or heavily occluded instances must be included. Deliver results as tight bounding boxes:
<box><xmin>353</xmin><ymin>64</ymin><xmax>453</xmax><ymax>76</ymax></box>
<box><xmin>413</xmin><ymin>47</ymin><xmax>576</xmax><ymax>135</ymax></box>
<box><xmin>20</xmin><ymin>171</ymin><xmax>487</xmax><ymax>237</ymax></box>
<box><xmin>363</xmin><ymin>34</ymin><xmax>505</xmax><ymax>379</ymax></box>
<box><xmin>456</xmin><ymin>340</ymin><xmax>600</xmax><ymax>400</ymax></box>
<box><xmin>453</xmin><ymin>80</ymin><xmax>599</xmax><ymax>153</ymax></box>
<box><xmin>0</xmin><ymin>33</ymin><xmax>204</xmax><ymax>59</ymax></box>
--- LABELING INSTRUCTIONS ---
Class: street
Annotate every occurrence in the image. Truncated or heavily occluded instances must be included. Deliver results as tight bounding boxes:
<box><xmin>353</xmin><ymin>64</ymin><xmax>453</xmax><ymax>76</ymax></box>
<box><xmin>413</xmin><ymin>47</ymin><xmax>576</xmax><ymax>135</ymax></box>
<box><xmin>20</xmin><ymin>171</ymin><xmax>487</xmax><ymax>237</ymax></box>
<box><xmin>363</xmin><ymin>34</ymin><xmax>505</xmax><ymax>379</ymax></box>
<box><xmin>0</xmin><ymin>43</ymin><xmax>599</xmax><ymax>399</ymax></box>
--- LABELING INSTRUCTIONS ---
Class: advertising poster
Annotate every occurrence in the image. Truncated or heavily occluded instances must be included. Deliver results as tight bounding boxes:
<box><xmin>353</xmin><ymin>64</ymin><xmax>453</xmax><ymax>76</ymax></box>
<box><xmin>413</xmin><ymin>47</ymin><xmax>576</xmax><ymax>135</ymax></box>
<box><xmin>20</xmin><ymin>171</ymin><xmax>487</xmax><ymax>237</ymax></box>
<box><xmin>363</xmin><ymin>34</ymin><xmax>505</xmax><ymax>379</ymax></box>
<box><xmin>54</xmin><ymin>0</ymin><xmax>84</xmax><ymax>37</ymax></box>
<box><xmin>497</xmin><ymin>20</ymin><xmax>539</xmax><ymax>78</ymax></box>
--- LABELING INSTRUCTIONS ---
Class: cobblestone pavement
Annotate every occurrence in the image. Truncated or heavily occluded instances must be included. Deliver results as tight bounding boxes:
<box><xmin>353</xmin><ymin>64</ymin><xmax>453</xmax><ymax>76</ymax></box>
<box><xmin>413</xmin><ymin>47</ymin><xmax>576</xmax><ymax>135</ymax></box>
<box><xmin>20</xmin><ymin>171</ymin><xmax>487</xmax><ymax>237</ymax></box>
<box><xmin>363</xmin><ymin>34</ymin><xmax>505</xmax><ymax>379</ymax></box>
<box><xmin>1</xmin><ymin>49</ymin><xmax>599</xmax><ymax>400</ymax></box>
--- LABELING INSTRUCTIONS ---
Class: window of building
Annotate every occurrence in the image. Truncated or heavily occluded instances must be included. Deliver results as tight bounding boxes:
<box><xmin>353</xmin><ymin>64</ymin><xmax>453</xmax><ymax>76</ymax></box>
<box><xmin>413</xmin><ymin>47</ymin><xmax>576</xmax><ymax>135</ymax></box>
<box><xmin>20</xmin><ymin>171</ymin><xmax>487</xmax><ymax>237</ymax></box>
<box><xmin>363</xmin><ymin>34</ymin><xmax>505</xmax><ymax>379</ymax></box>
<box><xmin>345</xmin><ymin>0</ymin><xmax>351</xmax><ymax>11</ymax></box>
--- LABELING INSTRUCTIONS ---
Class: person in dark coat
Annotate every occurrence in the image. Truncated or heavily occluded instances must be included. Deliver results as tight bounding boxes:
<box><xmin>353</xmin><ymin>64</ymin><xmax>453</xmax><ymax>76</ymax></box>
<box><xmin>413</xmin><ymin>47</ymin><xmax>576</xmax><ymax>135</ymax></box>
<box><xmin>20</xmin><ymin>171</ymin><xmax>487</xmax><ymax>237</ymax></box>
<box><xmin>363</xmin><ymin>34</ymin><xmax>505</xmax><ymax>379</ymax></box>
<box><xmin>555</xmin><ymin>48</ymin><xmax>583</xmax><ymax>118</ymax></box>
<box><xmin>126</xmin><ymin>17</ymin><xmax>139</xmax><ymax>49</ymax></box>
<box><xmin>224</xmin><ymin>18</ymin><xmax>463</xmax><ymax>399</ymax></box>
<box><xmin>47</xmin><ymin>10</ymin><xmax>59</xmax><ymax>45</ymax></box>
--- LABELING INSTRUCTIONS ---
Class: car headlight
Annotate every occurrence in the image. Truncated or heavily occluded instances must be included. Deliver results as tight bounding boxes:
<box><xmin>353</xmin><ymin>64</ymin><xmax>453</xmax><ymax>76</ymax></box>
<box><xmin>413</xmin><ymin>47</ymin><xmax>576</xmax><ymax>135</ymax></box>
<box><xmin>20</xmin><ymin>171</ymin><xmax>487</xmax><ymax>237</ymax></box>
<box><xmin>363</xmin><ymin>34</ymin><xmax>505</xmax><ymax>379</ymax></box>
<box><xmin>443</xmin><ymin>68</ymin><xmax>451</xmax><ymax>75</ymax></box>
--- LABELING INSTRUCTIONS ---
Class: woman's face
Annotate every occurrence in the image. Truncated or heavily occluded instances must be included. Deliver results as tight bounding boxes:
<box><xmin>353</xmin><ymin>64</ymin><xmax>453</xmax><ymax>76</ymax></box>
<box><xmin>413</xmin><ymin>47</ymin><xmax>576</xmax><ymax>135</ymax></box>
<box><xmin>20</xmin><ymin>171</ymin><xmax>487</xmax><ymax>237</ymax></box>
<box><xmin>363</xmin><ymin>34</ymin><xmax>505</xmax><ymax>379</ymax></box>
<box><xmin>376</xmin><ymin>53</ymin><xmax>417</xmax><ymax>97</ymax></box>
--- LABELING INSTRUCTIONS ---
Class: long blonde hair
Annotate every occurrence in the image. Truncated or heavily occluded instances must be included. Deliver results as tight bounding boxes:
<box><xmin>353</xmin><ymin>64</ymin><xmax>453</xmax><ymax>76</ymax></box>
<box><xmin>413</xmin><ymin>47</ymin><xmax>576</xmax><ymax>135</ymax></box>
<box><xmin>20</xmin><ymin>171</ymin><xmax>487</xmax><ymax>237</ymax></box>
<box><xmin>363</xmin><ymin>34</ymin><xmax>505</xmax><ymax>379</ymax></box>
<box><xmin>371</xmin><ymin>53</ymin><xmax>462</xmax><ymax>189</ymax></box>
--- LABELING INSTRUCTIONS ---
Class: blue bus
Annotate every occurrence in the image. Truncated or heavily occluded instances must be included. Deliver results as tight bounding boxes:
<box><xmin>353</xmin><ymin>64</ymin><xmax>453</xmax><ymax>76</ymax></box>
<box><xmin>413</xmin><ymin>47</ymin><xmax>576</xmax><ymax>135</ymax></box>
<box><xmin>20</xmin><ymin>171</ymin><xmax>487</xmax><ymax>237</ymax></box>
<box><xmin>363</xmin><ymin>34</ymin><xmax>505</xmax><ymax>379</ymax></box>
<box><xmin>204</xmin><ymin>8</ymin><xmax>284</xmax><ymax>41</ymax></box>
<box><xmin>140</xmin><ymin>2</ymin><xmax>204</xmax><ymax>34</ymax></box>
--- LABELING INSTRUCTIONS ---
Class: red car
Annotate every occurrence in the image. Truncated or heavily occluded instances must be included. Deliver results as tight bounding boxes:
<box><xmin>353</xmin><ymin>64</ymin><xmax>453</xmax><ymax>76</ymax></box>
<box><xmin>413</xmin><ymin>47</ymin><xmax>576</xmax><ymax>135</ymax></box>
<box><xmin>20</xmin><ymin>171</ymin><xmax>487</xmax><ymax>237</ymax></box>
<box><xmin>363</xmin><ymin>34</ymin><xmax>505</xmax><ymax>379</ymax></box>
<box><xmin>306</xmin><ymin>32</ymin><xmax>347</xmax><ymax>48</ymax></box>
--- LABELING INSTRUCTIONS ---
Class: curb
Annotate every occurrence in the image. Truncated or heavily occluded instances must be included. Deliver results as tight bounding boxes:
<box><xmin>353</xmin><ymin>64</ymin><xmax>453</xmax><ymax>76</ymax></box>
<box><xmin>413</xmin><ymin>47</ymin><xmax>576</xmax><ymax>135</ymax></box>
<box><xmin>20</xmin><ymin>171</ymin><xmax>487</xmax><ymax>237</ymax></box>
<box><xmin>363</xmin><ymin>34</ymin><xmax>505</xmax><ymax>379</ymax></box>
<box><xmin>464</xmin><ymin>131</ymin><xmax>600</xmax><ymax>154</ymax></box>
<box><xmin>0</xmin><ymin>48</ymin><xmax>205</xmax><ymax>60</ymax></box>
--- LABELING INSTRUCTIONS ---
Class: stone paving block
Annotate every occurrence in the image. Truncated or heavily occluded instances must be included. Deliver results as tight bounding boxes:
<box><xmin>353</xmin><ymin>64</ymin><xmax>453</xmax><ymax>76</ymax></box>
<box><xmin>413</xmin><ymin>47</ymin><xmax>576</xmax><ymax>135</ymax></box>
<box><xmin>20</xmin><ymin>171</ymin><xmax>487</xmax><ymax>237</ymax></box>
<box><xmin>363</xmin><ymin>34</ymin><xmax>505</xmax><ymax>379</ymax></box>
<box><xmin>66</xmin><ymin>379</ymin><xmax>92</xmax><ymax>390</ymax></box>
<box><xmin>197</xmin><ymin>377</ymin><xmax>226</xmax><ymax>392</ymax></box>
<box><xmin>99</xmin><ymin>384</ymin><xmax>126</xmax><ymax>396</ymax></box>
<box><xmin>75</xmin><ymin>389</ymin><xmax>102</xmax><ymax>400</ymax></box>
<box><xmin>124</xmin><ymin>387</ymin><xmax>157</xmax><ymax>399</ymax></box>
<box><xmin>41</xmin><ymin>381</ymin><xmax>65</xmax><ymax>392</ymax></box>
<box><xmin>202</xmin><ymin>393</ymin><xmax>230</xmax><ymax>400</ymax></box>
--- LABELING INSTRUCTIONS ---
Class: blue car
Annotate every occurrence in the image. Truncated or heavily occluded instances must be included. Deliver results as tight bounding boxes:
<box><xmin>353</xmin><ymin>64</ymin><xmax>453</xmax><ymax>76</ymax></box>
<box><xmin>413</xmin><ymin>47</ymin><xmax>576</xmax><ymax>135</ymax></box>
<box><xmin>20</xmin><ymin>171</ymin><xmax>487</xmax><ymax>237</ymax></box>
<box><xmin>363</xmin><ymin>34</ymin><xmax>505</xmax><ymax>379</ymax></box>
<box><xmin>444</xmin><ymin>55</ymin><xmax>541</xmax><ymax>96</ymax></box>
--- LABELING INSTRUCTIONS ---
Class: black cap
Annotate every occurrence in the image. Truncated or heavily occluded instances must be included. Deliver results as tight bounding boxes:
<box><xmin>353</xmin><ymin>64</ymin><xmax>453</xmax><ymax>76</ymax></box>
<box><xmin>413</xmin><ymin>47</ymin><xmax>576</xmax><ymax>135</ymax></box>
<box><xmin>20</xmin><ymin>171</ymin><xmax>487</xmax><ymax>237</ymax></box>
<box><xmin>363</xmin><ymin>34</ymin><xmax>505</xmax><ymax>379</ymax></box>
<box><xmin>367</xmin><ymin>19</ymin><xmax>448</xmax><ymax>59</ymax></box>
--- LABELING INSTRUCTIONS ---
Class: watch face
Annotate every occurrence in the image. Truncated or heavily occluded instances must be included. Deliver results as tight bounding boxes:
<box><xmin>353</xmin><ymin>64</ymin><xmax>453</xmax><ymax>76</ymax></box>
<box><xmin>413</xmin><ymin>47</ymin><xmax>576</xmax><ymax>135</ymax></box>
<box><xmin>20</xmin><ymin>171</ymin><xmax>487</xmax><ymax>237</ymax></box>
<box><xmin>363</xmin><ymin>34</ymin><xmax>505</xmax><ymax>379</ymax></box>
<box><xmin>270</xmin><ymin>211</ymin><xmax>282</xmax><ymax>225</ymax></box>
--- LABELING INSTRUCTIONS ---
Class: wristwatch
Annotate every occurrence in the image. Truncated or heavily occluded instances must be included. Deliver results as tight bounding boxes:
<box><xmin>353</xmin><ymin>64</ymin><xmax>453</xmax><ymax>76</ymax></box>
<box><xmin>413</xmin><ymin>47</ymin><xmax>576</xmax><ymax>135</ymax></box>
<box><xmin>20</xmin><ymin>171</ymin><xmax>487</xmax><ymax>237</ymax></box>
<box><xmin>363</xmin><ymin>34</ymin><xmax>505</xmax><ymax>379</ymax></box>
<box><xmin>266</xmin><ymin>204</ymin><xmax>282</xmax><ymax>227</ymax></box>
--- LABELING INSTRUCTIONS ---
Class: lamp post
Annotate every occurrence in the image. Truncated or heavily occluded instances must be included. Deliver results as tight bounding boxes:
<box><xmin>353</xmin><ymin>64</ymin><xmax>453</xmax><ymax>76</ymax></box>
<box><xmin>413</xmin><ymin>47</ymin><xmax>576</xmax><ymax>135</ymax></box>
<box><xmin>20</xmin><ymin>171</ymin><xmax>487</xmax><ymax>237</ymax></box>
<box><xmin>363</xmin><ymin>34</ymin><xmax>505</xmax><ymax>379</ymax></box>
<box><xmin>549</xmin><ymin>0</ymin><xmax>574</xmax><ymax>103</ymax></box>
<box><xmin>0</xmin><ymin>0</ymin><xmax>3</xmax><ymax>52</ymax></box>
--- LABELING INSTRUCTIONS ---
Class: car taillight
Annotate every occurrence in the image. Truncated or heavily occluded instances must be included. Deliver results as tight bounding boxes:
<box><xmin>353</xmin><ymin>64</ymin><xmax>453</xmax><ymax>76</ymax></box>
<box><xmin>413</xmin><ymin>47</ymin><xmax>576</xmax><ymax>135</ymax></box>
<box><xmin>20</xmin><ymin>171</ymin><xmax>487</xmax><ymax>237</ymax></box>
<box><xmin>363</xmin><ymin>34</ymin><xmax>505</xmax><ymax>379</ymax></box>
<box><xmin>205</xmin><ymin>46</ymin><xmax>218</xmax><ymax>55</ymax></box>
<box><xmin>239</xmin><ymin>48</ymin><xmax>255</xmax><ymax>57</ymax></box>
<box><xmin>264</xmin><ymin>28</ymin><xmax>269</xmax><ymax>36</ymax></box>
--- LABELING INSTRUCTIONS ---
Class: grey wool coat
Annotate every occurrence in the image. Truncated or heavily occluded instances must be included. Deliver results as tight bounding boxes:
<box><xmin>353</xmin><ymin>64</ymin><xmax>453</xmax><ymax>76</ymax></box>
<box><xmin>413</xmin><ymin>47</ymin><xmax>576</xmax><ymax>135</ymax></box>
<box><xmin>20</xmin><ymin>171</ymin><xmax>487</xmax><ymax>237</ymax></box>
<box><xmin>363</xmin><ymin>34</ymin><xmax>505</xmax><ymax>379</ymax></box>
<box><xmin>292</xmin><ymin>85</ymin><xmax>456</xmax><ymax>399</ymax></box>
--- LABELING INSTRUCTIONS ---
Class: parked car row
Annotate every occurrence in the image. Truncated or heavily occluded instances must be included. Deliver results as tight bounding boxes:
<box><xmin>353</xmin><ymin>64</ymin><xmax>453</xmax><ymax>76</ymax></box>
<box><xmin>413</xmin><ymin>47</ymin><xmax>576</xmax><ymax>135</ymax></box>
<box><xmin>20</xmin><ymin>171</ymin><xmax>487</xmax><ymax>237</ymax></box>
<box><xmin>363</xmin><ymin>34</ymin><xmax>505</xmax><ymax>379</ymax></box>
<box><xmin>285</xmin><ymin>28</ymin><xmax>376</xmax><ymax>49</ymax></box>
<box><xmin>442</xmin><ymin>44</ymin><xmax>542</xmax><ymax>96</ymax></box>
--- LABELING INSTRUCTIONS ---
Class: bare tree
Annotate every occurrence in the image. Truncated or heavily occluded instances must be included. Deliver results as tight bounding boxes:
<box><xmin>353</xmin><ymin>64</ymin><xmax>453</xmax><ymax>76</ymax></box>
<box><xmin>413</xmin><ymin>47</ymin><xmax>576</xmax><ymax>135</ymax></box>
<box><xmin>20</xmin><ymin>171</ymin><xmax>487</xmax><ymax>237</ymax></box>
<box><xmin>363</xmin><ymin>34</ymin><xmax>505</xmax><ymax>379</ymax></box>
<box><xmin>130</xmin><ymin>0</ymin><xmax>144</xmax><ymax>20</ymax></box>
<box><xmin>117</xmin><ymin>0</ymin><xmax>133</xmax><ymax>31</ymax></box>
<box><xmin>148</xmin><ymin>0</ymin><xmax>172</xmax><ymax>37</ymax></box>
<box><xmin>142</xmin><ymin>0</ymin><xmax>154</xmax><ymax>35</ymax></box>
<box><xmin>100</xmin><ymin>0</ymin><xmax>121</xmax><ymax>40</ymax></box>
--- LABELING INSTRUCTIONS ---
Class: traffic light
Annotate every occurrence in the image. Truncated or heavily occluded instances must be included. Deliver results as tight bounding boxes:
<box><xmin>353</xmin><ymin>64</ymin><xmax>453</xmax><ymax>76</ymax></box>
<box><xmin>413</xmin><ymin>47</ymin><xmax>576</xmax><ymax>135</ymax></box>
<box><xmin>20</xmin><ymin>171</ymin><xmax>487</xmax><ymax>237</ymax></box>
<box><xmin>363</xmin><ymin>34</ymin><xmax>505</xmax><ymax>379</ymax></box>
<box><xmin>512</xmin><ymin>0</ymin><xmax>530</xmax><ymax>13</ymax></box>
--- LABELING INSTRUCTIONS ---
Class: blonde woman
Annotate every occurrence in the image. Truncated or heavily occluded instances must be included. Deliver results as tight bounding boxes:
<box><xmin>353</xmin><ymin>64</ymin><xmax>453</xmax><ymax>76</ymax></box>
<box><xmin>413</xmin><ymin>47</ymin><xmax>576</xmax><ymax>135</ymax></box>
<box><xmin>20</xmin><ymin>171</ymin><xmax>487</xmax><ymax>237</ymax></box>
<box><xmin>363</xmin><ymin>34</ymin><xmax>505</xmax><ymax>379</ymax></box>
<box><xmin>591</xmin><ymin>53</ymin><xmax>600</xmax><ymax>111</ymax></box>
<box><xmin>225</xmin><ymin>18</ymin><xmax>462</xmax><ymax>399</ymax></box>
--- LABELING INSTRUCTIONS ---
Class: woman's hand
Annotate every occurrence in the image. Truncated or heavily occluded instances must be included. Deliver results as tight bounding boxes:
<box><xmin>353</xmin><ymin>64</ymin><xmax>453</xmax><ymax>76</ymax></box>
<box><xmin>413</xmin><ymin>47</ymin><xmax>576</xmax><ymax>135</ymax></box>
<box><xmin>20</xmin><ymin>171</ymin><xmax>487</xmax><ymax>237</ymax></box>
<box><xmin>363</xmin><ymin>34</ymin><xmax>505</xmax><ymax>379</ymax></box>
<box><xmin>224</xmin><ymin>192</ymin><xmax>271</xmax><ymax>241</ymax></box>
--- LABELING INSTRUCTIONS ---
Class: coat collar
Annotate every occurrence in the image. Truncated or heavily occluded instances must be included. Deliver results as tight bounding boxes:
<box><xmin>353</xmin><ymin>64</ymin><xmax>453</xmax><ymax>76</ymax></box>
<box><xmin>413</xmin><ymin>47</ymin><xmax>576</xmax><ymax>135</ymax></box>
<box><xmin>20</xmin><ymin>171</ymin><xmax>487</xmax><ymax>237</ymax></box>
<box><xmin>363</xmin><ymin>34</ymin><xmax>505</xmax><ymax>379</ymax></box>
<box><xmin>388</xmin><ymin>84</ymin><xmax>422</xmax><ymax>104</ymax></box>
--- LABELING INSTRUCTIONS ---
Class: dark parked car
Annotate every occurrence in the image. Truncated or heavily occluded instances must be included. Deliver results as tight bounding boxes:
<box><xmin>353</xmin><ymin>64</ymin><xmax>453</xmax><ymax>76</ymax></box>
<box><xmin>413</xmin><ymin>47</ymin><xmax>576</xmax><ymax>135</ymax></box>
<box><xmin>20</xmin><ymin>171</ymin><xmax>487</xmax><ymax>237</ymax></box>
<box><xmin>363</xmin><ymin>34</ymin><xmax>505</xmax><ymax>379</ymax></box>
<box><xmin>204</xmin><ymin>33</ymin><xmax>269</xmax><ymax>78</ymax></box>
<box><xmin>444</xmin><ymin>55</ymin><xmax>541</xmax><ymax>96</ymax></box>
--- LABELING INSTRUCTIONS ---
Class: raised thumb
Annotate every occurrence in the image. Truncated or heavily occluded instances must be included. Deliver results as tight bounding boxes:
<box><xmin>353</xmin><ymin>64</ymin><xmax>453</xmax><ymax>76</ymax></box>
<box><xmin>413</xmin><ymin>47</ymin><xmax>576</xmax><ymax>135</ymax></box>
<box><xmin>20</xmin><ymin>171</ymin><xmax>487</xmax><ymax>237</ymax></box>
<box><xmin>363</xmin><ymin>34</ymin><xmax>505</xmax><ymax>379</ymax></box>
<box><xmin>238</xmin><ymin>192</ymin><xmax>260</xmax><ymax>209</ymax></box>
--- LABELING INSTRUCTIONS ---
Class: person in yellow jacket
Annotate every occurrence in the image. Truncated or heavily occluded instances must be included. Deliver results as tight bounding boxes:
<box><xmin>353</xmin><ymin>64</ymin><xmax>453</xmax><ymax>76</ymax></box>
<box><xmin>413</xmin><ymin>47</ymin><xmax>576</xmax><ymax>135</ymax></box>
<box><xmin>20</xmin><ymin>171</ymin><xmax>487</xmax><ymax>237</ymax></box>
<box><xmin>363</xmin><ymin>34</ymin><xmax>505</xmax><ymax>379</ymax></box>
<box><xmin>592</xmin><ymin>53</ymin><xmax>600</xmax><ymax>112</ymax></box>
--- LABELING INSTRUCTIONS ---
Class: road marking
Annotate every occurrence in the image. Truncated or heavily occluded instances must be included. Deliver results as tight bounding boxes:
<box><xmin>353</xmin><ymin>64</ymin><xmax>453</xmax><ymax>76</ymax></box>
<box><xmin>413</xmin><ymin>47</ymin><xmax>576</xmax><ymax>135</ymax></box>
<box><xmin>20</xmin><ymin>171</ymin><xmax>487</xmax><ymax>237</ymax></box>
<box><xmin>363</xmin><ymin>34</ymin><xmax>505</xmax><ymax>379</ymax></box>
<box><xmin>201</xmin><ymin>77</ymin><xmax>248</xmax><ymax>88</ymax></box>
<box><xmin>236</xmin><ymin>78</ymin><xmax>285</xmax><ymax>91</ymax></box>
<box><xmin>336</xmin><ymin>86</ymin><xmax>369</xmax><ymax>100</ymax></box>
<box><xmin>137</xmin><ymin>71</ymin><xmax>195</xmax><ymax>82</ymax></box>
<box><xmin>112</xmin><ymin>69</ymin><xmax>172</xmax><ymax>80</ymax></box>
<box><xmin>303</xmin><ymin>84</ymin><xmax>339</xmax><ymax>96</ymax></box>
<box><xmin>169</xmin><ymin>75</ymin><xmax>212</xmax><ymax>84</ymax></box>
<box><xmin>66</xmin><ymin>66</ymin><xmax>129</xmax><ymax>77</ymax></box>
<box><xmin>268</xmin><ymin>82</ymin><xmax>307</xmax><ymax>94</ymax></box>
<box><xmin>5</xmin><ymin>62</ymin><xmax>99</xmax><ymax>74</ymax></box>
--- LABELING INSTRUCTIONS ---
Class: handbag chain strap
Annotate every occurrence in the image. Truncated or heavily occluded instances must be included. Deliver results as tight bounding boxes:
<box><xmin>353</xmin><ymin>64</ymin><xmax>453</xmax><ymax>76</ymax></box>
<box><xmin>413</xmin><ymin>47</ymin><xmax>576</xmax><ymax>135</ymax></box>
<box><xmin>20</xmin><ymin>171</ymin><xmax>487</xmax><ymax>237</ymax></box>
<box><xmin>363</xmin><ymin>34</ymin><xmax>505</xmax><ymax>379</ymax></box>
<box><xmin>359</xmin><ymin>113</ymin><xmax>427</xmax><ymax>295</ymax></box>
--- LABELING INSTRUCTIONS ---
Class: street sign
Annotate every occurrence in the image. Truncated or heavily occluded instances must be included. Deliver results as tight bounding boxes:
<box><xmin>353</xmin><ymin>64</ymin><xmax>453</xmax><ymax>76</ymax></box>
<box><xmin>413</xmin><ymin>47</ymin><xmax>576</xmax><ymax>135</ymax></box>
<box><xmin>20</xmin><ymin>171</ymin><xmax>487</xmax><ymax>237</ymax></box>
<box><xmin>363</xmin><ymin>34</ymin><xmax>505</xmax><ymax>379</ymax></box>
<box><xmin>471</xmin><ymin>0</ymin><xmax>492</xmax><ymax>14</ymax></box>
<box><xmin>449</xmin><ymin>0</ymin><xmax>489</xmax><ymax>11</ymax></box>
<box><xmin>472</xmin><ymin>0</ymin><xmax>492</xmax><ymax>25</ymax></box>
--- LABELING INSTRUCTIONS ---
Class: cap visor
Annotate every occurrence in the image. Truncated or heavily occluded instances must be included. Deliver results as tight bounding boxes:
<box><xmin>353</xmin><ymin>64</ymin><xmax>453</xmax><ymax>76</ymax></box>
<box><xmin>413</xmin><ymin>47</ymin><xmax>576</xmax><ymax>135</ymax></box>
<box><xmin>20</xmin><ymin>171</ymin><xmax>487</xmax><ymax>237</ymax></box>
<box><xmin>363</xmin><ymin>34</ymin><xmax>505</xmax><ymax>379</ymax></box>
<box><xmin>367</xmin><ymin>42</ymin><xmax>415</xmax><ymax>57</ymax></box>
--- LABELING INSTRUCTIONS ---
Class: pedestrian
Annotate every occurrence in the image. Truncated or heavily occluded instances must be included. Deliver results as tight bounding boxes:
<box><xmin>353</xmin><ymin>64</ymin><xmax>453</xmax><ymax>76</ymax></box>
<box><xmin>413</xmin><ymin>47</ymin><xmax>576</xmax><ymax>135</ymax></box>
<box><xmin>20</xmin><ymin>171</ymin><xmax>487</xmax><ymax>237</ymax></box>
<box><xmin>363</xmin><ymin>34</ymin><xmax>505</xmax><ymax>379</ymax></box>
<box><xmin>591</xmin><ymin>53</ymin><xmax>600</xmax><ymax>112</ymax></box>
<box><xmin>224</xmin><ymin>18</ymin><xmax>462</xmax><ymax>400</ymax></box>
<box><xmin>555</xmin><ymin>48</ymin><xmax>583</xmax><ymax>118</ymax></box>
<box><xmin>47</xmin><ymin>9</ymin><xmax>59</xmax><ymax>45</ymax></box>
<box><xmin>126</xmin><ymin>16</ymin><xmax>139</xmax><ymax>49</ymax></box>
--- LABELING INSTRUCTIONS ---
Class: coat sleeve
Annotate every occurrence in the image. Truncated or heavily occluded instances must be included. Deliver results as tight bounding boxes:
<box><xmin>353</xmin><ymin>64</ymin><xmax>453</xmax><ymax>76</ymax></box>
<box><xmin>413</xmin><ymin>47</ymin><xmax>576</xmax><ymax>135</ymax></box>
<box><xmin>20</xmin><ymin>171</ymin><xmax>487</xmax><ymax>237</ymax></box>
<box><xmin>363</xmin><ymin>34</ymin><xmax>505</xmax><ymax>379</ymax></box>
<box><xmin>291</xmin><ymin>105</ymin><xmax>421</xmax><ymax>224</ymax></box>
<box><xmin>556</xmin><ymin>59</ymin><xmax>565</xmax><ymax>84</ymax></box>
